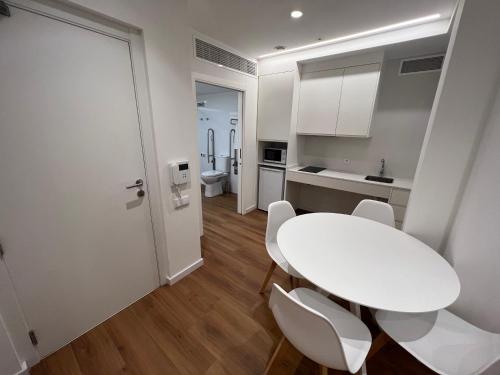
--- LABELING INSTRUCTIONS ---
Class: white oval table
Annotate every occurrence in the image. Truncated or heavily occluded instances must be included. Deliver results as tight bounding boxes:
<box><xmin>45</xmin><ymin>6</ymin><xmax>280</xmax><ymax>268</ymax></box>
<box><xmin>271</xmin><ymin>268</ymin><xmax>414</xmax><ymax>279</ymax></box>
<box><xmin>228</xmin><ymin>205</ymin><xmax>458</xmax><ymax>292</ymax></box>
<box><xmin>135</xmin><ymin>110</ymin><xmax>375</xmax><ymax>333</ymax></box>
<box><xmin>277</xmin><ymin>213</ymin><xmax>461</xmax><ymax>374</ymax></box>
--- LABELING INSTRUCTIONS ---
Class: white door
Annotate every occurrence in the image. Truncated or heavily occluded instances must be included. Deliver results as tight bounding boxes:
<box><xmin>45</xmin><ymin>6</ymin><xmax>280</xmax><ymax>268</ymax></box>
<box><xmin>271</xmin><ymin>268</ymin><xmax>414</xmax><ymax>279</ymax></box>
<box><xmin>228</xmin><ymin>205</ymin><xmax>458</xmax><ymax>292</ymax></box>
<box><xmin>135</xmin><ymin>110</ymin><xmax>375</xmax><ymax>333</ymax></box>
<box><xmin>237</xmin><ymin>91</ymin><xmax>244</xmax><ymax>214</ymax></box>
<box><xmin>335</xmin><ymin>64</ymin><xmax>381</xmax><ymax>137</ymax></box>
<box><xmin>0</xmin><ymin>6</ymin><xmax>159</xmax><ymax>356</ymax></box>
<box><xmin>296</xmin><ymin>68</ymin><xmax>344</xmax><ymax>135</ymax></box>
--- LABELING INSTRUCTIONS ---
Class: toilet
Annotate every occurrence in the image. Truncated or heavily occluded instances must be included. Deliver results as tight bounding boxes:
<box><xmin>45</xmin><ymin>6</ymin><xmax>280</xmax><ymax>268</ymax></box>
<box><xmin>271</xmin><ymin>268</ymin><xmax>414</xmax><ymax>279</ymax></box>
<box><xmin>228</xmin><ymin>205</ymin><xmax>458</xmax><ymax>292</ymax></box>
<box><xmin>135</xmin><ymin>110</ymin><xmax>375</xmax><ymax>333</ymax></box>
<box><xmin>201</xmin><ymin>155</ymin><xmax>230</xmax><ymax>197</ymax></box>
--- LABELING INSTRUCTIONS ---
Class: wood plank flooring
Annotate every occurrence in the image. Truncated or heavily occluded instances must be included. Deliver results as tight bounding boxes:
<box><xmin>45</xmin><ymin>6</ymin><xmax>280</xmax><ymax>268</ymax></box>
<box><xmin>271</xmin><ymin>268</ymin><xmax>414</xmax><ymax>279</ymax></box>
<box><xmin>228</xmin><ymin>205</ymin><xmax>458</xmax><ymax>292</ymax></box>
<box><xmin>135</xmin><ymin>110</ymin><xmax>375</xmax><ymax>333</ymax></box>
<box><xmin>31</xmin><ymin>193</ymin><xmax>435</xmax><ymax>374</ymax></box>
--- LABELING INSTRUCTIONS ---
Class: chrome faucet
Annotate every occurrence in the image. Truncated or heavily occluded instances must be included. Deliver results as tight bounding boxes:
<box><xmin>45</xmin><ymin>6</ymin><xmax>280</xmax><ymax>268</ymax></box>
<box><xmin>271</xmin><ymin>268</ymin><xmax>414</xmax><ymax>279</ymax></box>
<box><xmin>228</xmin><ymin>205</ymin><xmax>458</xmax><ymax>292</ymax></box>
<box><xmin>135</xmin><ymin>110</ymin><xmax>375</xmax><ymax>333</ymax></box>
<box><xmin>379</xmin><ymin>158</ymin><xmax>385</xmax><ymax>177</ymax></box>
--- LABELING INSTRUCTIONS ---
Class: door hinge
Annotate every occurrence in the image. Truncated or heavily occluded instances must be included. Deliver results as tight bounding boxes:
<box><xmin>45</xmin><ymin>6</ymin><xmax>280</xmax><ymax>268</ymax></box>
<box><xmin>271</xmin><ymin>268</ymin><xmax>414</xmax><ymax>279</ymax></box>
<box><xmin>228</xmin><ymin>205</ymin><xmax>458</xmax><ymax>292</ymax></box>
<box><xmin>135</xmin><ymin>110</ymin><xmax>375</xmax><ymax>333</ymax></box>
<box><xmin>29</xmin><ymin>330</ymin><xmax>38</xmax><ymax>346</ymax></box>
<box><xmin>0</xmin><ymin>242</ymin><xmax>4</xmax><ymax>260</ymax></box>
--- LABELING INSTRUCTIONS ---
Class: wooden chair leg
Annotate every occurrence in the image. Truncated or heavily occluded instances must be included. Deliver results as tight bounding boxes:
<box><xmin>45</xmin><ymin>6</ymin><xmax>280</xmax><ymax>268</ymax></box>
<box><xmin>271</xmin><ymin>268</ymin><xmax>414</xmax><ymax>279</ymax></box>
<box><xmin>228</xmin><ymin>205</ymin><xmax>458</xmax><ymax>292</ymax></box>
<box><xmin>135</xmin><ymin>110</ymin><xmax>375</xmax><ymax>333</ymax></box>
<box><xmin>260</xmin><ymin>261</ymin><xmax>277</xmax><ymax>294</ymax></box>
<box><xmin>367</xmin><ymin>331</ymin><xmax>390</xmax><ymax>360</ymax></box>
<box><xmin>263</xmin><ymin>336</ymin><xmax>285</xmax><ymax>375</ymax></box>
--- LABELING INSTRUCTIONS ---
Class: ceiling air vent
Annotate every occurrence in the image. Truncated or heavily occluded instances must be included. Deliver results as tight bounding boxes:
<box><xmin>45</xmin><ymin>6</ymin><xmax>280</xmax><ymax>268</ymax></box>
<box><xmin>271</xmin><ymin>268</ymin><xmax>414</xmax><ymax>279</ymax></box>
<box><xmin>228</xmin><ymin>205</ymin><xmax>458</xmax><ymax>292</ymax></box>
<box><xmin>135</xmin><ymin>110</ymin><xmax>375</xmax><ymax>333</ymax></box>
<box><xmin>399</xmin><ymin>55</ymin><xmax>444</xmax><ymax>76</ymax></box>
<box><xmin>195</xmin><ymin>38</ymin><xmax>257</xmax><ymax>76</ymax></box>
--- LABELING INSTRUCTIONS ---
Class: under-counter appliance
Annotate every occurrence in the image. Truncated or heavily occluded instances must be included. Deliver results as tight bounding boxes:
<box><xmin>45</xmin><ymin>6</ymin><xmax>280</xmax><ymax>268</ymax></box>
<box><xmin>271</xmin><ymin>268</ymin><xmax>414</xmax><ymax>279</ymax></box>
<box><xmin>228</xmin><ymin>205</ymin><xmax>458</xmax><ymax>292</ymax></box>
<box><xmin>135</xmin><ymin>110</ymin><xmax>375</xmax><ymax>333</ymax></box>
<box><xmin>263</xmin><ymin>147</ymin><xmax>287</xmax><ymax>164</ymax></box>
<box><xmin>258</xmin><ymin>167</ymin><xmax>285</xmax><ymax>211</ymax></box>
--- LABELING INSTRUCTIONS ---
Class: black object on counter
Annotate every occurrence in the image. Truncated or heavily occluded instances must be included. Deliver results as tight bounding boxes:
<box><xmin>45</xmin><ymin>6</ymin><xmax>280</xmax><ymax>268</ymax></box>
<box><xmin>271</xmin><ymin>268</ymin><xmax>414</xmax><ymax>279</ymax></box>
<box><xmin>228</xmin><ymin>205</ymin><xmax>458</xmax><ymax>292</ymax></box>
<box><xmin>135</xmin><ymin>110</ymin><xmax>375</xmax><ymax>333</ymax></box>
<box><xmin>299</xmin><ymin>166</ymin><xmax>326</xmax><ymax>173</ymax></box>
<box><xmin>365</xmin><ymin>175</ymin><xmax>394</xmax><ymax>184</ymax></box>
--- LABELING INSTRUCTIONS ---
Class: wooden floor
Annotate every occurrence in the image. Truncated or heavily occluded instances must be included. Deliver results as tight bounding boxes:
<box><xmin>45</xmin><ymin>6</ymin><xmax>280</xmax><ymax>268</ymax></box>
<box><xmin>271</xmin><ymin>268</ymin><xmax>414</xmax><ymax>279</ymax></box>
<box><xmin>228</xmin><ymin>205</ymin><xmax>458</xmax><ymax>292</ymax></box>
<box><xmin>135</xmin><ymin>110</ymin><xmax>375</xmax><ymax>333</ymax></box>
<box><xmin>32</xmin><ymin>193</ymin><xmax>435</xmax><ymax>374</ymax></box>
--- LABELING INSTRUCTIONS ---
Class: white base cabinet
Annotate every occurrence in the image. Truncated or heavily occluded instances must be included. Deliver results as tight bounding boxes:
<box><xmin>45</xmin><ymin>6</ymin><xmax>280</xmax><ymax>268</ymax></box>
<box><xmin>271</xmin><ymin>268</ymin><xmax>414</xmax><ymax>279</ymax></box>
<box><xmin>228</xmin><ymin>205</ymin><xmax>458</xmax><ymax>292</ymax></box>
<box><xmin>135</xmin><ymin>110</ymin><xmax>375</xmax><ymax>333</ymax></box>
<box><xmin>388</xmin><ymin>188</ymin><xmax>411</xmax><ymax>229</ymax></box>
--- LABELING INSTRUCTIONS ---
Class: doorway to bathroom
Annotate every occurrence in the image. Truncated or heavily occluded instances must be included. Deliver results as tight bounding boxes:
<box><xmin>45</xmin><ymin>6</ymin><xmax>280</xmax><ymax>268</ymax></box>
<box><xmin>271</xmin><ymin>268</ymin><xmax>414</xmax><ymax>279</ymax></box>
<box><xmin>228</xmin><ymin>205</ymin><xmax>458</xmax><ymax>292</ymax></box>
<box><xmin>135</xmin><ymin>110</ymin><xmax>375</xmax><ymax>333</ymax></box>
<box><xmin>195</xmin><ymin>81</ymin><xmax>243</xmax><ymax>214</ymax></box>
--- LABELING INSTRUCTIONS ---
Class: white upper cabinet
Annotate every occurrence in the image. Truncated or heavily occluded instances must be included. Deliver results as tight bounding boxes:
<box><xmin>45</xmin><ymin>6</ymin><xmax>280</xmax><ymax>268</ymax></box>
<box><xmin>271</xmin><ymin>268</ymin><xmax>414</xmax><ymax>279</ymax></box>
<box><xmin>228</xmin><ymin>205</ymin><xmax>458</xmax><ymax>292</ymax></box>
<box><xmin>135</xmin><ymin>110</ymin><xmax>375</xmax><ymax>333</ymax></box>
<box><xmin>296</xmin><ymin>63</ymin><xmax>381</xmax><ymax>137</ymax></box>
<box><xmin>257</xmin><ymin>71</ymin><xmax>295</xmax><ymax>141</ymax></box>
<box><xmin>296</xmin><ymin>68</ymin><xmax>343</xmax><ymax>135</ymax></box>
<box><xmin>336</xmin><ymin>64</ymin><xmax>381</xmax><ymax>137</ymax></box>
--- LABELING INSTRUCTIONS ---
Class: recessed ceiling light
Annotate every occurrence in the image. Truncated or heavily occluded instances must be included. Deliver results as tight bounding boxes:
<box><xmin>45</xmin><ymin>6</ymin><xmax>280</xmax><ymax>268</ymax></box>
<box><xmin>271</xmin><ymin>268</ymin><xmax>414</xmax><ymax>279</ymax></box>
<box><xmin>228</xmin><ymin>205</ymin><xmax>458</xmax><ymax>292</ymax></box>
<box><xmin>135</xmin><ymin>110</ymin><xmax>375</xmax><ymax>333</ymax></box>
<box><xmin>291</xmin><ymin>10</ymin><xmax>303</xmax><ymax>19</ymax></box>
<box><xmin>259</xmin><ymin>13</ymin><xmax>441</xmax><ymax>59</ymax></box>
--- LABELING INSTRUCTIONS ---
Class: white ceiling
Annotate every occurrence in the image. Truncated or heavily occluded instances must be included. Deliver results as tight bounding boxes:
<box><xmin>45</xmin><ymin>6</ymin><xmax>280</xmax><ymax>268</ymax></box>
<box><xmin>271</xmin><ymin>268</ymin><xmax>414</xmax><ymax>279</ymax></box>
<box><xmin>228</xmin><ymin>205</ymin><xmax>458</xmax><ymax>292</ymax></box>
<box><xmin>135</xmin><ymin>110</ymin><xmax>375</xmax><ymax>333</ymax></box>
<box><xmin>188</xmin><ymin>0</ymin><xmax>457</xmax><ymax>58</ymax></box>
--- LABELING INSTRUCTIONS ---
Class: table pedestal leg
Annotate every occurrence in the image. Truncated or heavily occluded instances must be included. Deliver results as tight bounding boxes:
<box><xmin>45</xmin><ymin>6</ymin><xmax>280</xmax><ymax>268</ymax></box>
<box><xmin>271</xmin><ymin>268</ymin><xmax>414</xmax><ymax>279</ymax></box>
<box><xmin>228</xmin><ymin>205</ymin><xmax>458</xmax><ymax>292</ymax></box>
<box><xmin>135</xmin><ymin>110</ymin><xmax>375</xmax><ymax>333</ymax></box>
<box><xmin>350</xmin><ymin>302</ymin><xmax>367</xmax><ymax>375</ymax></box>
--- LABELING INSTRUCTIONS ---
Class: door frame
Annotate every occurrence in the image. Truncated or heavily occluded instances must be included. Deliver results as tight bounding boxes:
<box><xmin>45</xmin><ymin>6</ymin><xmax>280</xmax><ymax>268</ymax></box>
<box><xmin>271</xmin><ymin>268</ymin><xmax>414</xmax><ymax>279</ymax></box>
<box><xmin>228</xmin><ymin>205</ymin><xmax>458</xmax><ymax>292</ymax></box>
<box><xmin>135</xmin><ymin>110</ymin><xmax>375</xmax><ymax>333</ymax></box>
<box><xmin>0</xmin><ymin>0</ymin><xmax>168</xmax><ymax>366</ymax></box>
<box><xmin>192</xmin><ymin>73</ymin><xmax>246</xmax><ymax>220</ymax></box>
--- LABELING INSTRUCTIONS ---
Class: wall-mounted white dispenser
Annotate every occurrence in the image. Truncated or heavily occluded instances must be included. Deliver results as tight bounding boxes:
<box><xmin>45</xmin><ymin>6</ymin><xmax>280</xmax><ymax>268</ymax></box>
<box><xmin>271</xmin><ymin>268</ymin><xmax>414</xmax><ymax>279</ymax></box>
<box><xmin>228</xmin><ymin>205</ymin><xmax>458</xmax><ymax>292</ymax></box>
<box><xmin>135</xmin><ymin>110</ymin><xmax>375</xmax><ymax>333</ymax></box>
<box><xmin>169</xmin><ymin>160</ymin><xmax>190</xmax><ymax>208</ymax></box>
<box><xmin>170</xmin><ymin>160</ymin><xmax>191</xmax><ymax>185</ymax></box>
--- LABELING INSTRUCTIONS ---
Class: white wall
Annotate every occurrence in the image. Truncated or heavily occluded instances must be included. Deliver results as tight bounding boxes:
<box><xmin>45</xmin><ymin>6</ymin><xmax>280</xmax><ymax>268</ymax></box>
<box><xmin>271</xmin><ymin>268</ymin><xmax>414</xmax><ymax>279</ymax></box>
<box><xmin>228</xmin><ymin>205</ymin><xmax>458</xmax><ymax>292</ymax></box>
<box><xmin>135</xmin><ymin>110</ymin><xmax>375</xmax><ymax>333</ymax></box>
<box><xmin>197</xmin><ymin>91</ymin><xmax>239</xmax><ymax>193</ymax></box>
<box><xmin>400</xmin><ymin>1</ymin><xmax>500</xmax><ymax>364</ymax></box>
<box><xmin>300</xmin><ymin>57</ymin><xmax>440</xmax><ymax>179</ymax></box>
<box><xmin>283</xmin><ymin>54</ymin><xmax>441</xmax><ymax>214</ymax></box>
<box><xmin>444</xmin><ymin>82</ymin><xmax>500</xmax><ymax>333</ymax></box>
<box><xmin>404</xmin><ymin>0</ymin><xmax>500</xmax><ymax>250</ymax></box>
<box><xmin>63</xmin><ymin>0</ymin><xmax>203</xmax><ymax>281</ymax></box>
<box><xmin>192</xmin><ymin>38</ymin><xmax>259</xmax><ymax>213</ymax></box>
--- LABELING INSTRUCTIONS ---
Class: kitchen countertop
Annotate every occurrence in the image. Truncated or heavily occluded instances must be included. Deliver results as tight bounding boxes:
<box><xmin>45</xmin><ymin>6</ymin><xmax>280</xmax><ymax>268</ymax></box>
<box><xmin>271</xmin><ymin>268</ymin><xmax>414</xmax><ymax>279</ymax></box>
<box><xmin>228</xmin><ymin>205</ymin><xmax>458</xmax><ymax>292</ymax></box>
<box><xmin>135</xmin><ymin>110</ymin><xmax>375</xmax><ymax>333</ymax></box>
<box><xmin>287</xmin><ymin>165</ymin><xmax>413</xmax><ymax>191</ymax></box>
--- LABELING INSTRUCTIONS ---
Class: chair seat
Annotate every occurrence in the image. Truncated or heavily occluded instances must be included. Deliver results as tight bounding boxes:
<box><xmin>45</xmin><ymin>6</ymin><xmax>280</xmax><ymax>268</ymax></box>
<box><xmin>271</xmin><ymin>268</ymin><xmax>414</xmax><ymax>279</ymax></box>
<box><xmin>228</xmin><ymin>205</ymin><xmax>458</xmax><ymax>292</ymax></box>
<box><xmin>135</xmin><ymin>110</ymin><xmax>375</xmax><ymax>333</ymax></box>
<box><xmin>266</xmin><ymin>242</ymin><xmax>303</xmax><ymax>278</ymax></box>
<box><xmin>375</xmin><ymin>309</ymin><xmax>500</xmax><ymax>375</ymax></box>
<box><xmin>289</xmin><ymin>288</ymin><xmax>372</xmax><ymax>373</ymax></box>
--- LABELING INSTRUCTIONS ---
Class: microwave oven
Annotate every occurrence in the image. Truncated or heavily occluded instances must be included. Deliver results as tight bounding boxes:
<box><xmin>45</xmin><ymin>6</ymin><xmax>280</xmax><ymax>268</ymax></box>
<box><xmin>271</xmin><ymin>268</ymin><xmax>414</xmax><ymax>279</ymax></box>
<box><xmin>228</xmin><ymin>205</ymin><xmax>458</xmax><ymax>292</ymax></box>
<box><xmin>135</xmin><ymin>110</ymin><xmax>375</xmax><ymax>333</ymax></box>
<box><xmin>263</xmin><ymin>148</ymin><xmax>287</xmax><ymax>164</ymax></box>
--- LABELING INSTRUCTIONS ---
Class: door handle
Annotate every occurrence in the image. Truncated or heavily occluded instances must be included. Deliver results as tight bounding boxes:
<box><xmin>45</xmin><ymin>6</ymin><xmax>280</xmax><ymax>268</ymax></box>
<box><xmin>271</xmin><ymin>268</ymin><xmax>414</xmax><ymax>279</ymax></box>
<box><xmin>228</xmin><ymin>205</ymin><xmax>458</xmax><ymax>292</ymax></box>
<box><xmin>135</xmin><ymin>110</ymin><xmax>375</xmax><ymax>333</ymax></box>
<box><xmin>126</xmin><ymin>179</ymin><xmax>144</xmax><ymax>189</ymax></box>
<box><xmin>126</xmin><ymin>179</ymin><xmax>145</xmax><ymax>198</ymax></box>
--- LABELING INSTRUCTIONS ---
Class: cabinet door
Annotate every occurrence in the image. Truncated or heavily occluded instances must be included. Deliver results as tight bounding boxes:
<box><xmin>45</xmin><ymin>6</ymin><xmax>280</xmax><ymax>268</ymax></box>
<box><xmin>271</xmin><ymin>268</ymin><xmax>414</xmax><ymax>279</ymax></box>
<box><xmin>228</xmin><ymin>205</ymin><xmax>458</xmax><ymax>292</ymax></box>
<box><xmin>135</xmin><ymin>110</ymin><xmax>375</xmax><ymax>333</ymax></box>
<box><xmin>336</xmin><ymin>63</ymin><xmax>381</xmax><ymax>137</ymax></box>
<box><xmin>297</xmin><ymin>68</ymin><xmax>343</xmax><ymax>135</ymax></box>
<box><xmin>257</xmin><ymin>71</ymin><xmax>294</xmax><ymax>141</ymax></box>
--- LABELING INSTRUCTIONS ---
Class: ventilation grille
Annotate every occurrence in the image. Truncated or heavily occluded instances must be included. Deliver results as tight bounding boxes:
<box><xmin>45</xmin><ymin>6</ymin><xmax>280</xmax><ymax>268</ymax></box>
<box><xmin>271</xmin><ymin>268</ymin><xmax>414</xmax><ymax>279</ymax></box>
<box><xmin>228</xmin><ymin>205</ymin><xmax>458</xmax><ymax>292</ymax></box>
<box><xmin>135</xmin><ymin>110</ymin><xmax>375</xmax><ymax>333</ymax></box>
<box><xmin>195</xmin><ymin>38</ymin><xmax>257</xmax><ymax>76</ymax></box>
<box><xmin>400</xmin><ymin>55</ymin><xmax>444</xmax><ymax>75</ymax></box>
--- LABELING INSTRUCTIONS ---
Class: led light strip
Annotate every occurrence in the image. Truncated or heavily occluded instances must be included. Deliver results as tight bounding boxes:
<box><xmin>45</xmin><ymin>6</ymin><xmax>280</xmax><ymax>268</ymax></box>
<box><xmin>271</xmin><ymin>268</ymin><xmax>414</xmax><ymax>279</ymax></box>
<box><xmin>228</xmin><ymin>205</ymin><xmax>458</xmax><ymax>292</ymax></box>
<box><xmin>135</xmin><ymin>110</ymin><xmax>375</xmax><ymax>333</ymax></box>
<box><xmin>258</xmin><ymin>13</ymin><xmax>441</xmax><ymax>59</ymax></box>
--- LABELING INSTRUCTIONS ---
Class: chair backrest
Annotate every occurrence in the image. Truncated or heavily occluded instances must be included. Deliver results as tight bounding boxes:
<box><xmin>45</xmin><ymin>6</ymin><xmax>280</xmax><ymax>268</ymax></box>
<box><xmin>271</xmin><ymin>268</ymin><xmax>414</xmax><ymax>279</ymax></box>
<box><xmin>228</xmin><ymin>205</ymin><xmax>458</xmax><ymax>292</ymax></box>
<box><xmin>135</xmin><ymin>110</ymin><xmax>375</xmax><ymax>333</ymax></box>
<box><xmin>269</xmin><ymin>283</ymin><xmax>349</xmax><ymax>371</ymax></box>
<box><xmin>352</xmin><ymin>199</ymin><xmax>395</xmax><ymax>227</ymax></box>
<box><xmin>266</xmin><ymin>200</ymin><xmax>296</xmax><ymax>248</ymax></box>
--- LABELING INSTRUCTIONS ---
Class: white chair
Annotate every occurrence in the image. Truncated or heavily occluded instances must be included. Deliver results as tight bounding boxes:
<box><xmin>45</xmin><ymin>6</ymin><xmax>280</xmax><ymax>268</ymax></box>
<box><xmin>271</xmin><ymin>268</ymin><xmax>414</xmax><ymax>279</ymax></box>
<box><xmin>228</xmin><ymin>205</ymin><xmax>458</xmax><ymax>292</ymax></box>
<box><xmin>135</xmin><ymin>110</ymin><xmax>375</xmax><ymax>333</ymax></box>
<box><xmin>352</xmin><ymin>199</ymin><xmax>395</xmax><ymax>227</ymax></box>
<box><xmin>265</xmin><ymin>283</ymin><xmax>372</xmax><ymax>374</ymax></box>
<box><xmin>375</xmin><ymin>309</ymin><xmax>500</xmax><ymax>375</ymax></box>
<box><xmin>260</xmin><ymin>201</ymin><xmax>303</xmax><ymax>293</ymax></box>
<box><xmin>351</xmin><ymin>199</ymin><xmax>395</xmax><ymax>314</ymax></box>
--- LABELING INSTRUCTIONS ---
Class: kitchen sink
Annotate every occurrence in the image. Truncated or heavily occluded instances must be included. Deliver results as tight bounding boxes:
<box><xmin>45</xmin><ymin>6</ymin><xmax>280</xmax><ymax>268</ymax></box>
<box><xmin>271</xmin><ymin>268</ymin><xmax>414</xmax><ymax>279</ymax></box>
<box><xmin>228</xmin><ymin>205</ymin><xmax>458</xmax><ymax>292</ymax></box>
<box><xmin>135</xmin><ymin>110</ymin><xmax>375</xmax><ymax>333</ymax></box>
<box><xmin>365</xmin><ymin>175</ymin><xmax>394</xmax><ymax>184</ymax></box>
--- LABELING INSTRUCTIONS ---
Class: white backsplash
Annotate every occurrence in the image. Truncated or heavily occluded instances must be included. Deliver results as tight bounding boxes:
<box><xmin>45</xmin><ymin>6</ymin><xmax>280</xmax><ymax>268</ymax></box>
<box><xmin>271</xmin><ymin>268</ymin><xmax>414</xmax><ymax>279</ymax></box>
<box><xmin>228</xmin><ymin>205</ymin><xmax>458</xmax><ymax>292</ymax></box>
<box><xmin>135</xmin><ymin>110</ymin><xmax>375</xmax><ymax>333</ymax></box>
<box><xmin>298</xmin><ymin>58</ymin><xmax>442</xmax><ymax>180</ymax></box>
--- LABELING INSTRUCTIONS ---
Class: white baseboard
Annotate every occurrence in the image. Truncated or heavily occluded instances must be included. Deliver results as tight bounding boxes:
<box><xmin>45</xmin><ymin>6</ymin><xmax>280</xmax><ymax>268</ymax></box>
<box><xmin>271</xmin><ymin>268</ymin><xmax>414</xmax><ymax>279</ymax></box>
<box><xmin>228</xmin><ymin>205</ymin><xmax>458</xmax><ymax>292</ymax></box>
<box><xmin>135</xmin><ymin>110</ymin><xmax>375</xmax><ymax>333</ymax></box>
<box><xmin>15</xmin><ymin>362</ymin><xmax>29</xmax><ymax>375</ymax></box>
<box><xmin>165</xmin><ymin>258</ymin><xmax>204</xmax><ymax>285</ymax></box>
<box><xmin>243</xmin><ymin>204</ymin><xmax>257</xmax><ymax>215</ymax></box>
